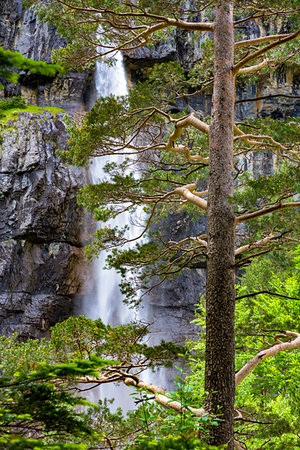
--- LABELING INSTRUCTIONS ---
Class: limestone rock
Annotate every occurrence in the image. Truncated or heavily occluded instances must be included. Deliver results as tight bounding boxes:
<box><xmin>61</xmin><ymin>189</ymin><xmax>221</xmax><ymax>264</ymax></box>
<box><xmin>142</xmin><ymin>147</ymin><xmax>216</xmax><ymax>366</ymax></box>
<box><xmin>0</xmin><ymin>112</ymin><xmax>93</xmax><ymax>338</ymax></box>
<box><xmin>0</xmin><ymin>0</ymin><xmax>92</xmax><ymax>111</ymax></box>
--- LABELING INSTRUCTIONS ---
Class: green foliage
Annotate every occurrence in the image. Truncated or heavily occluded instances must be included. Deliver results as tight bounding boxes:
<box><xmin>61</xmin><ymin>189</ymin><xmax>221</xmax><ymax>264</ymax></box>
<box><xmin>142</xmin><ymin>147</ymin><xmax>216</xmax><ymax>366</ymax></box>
<box><xmin>0</xmin><ymin>334</ymin><xmax>54</xmax><ymax>376</ymax></box>
<box><xmin>0</xmin><ymin>436</ymin><xmax>86</xmax><ymax>449</ymax></box>
<box><xmin>0</xmin><ymin>96</ymin><xmax>26</xmax><ymax>111</ymax></box>
<box><xmin>0</xmin><ymin>364</ymin><xmax>99</xmax><ymax>448</ymax></box>
<box><xmin>235</xmin><ymin>248</ymin><xmax>300</xmax><ymax>448</ymax></box>
<box><xmin>50</xmin><ymin>315</ymin><xmax>182</xmax><ymax>368</ymax></box>
<box><xmin>127</xmin><ymin>435</ymin><xmax>223</xmax><ymax>449</ymax></box>
<box><xmin>0</xmin><ymin>46</ymin><xmax>63</xmax><ymax>85</ymax></box>
<box><xmin>0</xmin><ymin>316</ymin><xmax>187</xmax><ymax>448</ymax></box>
<box><xmin>187</xmin><ymin>247</ymin><xmax>300</xmax><ymax>448</ymax></box>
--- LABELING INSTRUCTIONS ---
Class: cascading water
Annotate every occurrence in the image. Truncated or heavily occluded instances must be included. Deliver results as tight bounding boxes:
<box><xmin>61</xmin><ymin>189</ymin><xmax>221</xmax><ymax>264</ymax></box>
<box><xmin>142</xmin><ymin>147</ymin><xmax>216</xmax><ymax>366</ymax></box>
<box><xmin>83</xmin><ymin>52</ymin><xmax>134</xmax><ymax>327</ymax></box>
<box><xmin>75</xmin><ymin>52</ymin><xmax>140</xmax><ymax>410</ymax></box>
<box><xmin>77</xmin><ymin>50</ymin><xmax>176</xmax><ymax>411</ymax></box>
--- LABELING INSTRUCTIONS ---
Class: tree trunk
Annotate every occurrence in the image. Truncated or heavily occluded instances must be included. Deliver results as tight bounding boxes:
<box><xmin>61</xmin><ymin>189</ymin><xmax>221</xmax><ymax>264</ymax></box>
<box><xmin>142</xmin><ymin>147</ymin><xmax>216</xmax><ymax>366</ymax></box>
<box><xmin>205</xmin><ymin>0</ymin><xmax>236</xmax><ymax>448</ymax></box>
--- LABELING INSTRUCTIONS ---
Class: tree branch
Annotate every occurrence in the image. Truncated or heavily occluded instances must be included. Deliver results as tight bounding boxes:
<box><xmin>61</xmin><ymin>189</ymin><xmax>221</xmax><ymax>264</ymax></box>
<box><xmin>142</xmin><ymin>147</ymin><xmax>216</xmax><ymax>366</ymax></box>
<box><xmin>234</xmin><ymin>233</ymin><xmax>278</xmax><ymax>256</ymax></box>
<box><xmin>173</xmin><ymin>183</ymin><xmax>208</xmax><ymax>210</ymax></box>
<box><xmin>235</xmin><ymin>33</ymin><xmax>292</xmax><ymax>49</ymax></box>
<box><xmin>236</xmin><ymin>291</ymin><xmax>300</xmax><ymax>301</ymax></box>
<box><xmin>235</xmin><ymin>202</ymin><xmax>300</xmax><ymax>224</ymax></box>
<box><xmin>236</xmin><ymin>57</ymin><xmax>268</xmax><ymax>75</ymax></box>
<box><xmin>233</xmin><ymin>30</ymin><xmax>300</xmax><ymax>74</ymax></box>
<box><xmin>235</xmin><ymin>332</ymin><xmax>300</xmax><ymax>386</ymax></box>
<box><xmin>123</xmin><ymin>377</ymin><xmax>207</xmax><ymax>416</ymax></box>
<box><xmin>159</xmin><ymin>113</ymin><xmax>209</xmax><ymax>162</ymax></box>
<box><xmin>233</xmin><ymin>125</ymin><xmax>292</xmax><ymax>159</ymax></box>
<box><xmin>235</xmin><ymin>93</ymin><xmax>300</xmax><ymax>104</ymax></box>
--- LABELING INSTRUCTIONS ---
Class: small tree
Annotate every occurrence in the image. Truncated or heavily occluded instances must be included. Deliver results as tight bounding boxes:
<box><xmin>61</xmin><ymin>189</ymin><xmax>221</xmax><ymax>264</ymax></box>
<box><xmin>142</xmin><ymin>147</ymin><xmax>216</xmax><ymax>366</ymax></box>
<box><xmin>26</xmin><ymin>0</ymin><xmax>300</xmax><ymax>447</ymax></box>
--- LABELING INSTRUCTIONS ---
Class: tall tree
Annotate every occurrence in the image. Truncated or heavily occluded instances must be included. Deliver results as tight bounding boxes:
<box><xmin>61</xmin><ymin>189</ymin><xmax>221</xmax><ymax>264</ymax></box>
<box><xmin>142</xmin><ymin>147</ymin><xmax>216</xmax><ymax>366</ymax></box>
<box><xmin>205</xmin><ymin>2</ymin><xmax>235</xmax><ymax>445</ymax></box>
<box><xmin>25</xmin><ymin>0</ymin><xmax>300</xmax><ymax>447</ymax></box>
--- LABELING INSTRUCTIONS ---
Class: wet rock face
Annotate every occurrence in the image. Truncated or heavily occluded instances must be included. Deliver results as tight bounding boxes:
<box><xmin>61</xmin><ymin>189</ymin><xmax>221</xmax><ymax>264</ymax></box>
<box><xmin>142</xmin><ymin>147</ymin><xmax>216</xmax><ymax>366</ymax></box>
<box><xmin>0</xmin><ymin>113</ymin><xmax>92</xmax><ymax>338</ymax></box>
<box><xmin>145</xmin><ymin>211</ymin><xmax>207</xmax><ymax>345</ymax></box>
<box><xmin>1</xmin><ymin>112</ymin><xmax>85</xmax><ymax>244</ymax></box>
<box><xmin>0</xmin><ymin>0</ymin><xmax>23</xmax><ymax>51</ymax></box>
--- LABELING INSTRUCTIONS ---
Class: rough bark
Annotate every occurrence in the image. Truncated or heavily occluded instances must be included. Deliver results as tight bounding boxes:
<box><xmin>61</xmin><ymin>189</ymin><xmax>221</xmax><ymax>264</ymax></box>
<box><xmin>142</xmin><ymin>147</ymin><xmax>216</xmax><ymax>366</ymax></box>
<box><xmin>205</xmin><ymin>1</ymin><xmax>236</xmax><ymax>448</ymax></box>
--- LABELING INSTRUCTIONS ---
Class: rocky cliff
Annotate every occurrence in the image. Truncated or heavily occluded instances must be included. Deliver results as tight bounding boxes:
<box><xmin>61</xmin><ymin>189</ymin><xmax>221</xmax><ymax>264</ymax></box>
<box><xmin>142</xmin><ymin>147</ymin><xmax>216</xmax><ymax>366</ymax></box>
<box><xmin>0</xmin><ymin>0</ymin><xmax>97</xmax><ymax>338</ymax></box>
<box><xmin>0</xmin><ymin>111</ymin><xmax>93</xmax><ymax>338</ymax></box>
<box><xmin>0</xmin><ymin>0</ymin><xmax>93</xmax><ymax>111</ymax></box>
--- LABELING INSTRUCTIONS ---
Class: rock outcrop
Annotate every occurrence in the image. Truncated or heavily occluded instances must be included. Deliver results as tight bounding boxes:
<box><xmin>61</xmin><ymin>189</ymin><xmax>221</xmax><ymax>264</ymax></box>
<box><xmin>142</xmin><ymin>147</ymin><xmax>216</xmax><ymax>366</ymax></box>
<box><xmin>0</xmin><ymin>112</ymin><xmax>93</xmax><ymax>338</ymax></box>
<box><xmin>0</xmin><ymin>0</ymin><xmax>93</xmax><ymax>111</ymax></box>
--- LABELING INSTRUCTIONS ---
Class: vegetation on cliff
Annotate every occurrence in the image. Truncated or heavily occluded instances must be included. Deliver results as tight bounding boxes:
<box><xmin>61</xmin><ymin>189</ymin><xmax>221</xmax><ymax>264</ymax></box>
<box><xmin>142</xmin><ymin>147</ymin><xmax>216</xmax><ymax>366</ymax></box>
<box><xmin>0</xmin><ymin>46</ymin><xmax>63</xmax><ymax>88</ymax></box>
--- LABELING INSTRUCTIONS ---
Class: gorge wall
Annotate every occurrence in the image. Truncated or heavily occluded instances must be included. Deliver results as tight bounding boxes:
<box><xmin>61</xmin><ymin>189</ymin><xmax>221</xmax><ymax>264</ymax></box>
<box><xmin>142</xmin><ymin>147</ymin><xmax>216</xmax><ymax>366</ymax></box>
<box><xmin>0</xmin><ymin>0</ymin><xmax>93</xmax><ymax>110</ymax></box>
<box><xmin>0</xmin><ymin>0</ymin><xmax>95</xmax><ymax>338</ymax></box>
<box><xmin>0</xmin><ymin>1</ymin><xmax>299</xmax><ymax>343</ymax></box>
<box><xmin>0</xmin><ymin>111</ymin><xmax>93</xmax><ymax>338</ymax></box>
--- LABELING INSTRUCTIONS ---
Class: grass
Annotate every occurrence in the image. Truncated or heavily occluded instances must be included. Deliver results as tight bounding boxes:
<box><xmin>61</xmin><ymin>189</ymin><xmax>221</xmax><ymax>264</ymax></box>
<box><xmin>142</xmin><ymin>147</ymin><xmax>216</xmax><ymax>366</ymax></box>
<box><xmin>0</xmin><ymin>105</ymin><xmax>65</xmax><ymax>126</ymax></box>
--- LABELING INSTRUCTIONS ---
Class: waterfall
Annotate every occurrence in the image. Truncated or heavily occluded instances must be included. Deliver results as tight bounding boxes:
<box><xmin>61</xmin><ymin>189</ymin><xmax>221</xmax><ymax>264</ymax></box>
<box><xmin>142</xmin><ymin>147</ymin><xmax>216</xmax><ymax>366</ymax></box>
<box><xmin>76</xmin><ymin>52</ymin><xmax>140</xmax><ymax>411</ymax></box>
<box><xmin>83</xmin><ymin>52</ymin><xmax>134</xmax><ymax>326</ymax></box>
<box><xmin>76</xmin><ymin>50</ymin><xmax>177</xmax><ymax>412</ymax></box>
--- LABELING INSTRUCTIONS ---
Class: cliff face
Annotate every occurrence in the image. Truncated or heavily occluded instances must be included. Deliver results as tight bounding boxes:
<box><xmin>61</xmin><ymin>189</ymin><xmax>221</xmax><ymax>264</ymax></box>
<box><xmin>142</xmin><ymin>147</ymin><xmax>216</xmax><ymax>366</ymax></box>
<box><xmin>0</xmin><ymin>112</ymin><xmax>92</xmax><ymax>338</ymax></box>
<box><xmin>0</xmin><ymin>0</ymin><xmax>92</xmax><ymax>111</ymax></box>
<box><xmin>0</xmin><ymin>0</ymin><xmax>97</xmax><ymax>338</ymax></box>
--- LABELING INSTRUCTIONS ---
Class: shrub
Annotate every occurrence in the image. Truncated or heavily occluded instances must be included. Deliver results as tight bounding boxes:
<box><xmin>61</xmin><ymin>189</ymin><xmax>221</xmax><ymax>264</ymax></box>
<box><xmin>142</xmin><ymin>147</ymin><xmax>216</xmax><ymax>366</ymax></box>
<box><xmin>0</xmin><ymin>96</ymin><xmax>27</xmax><ymax>111</ymax></box>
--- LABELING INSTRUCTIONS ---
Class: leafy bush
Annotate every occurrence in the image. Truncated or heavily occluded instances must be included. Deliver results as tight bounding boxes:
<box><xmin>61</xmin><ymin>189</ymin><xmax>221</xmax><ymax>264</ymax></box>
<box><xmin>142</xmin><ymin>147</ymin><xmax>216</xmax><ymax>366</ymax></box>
<box><xmin>0</xmin><ymin>96</ymin><xmax>26</xmax><ymax>111</ymax></box>
<box><xmin>127</xmin><ymin>435</ymin><xmax>224</xmax><ymax>449</ymax></box>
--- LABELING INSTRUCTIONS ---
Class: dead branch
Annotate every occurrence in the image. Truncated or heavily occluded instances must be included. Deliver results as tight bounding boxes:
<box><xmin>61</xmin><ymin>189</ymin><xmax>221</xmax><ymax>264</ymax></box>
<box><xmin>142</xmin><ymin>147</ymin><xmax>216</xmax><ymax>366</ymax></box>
<box><xmin>235</xmin><ymin>202</ymin><xmax>300</xmax><ymax>224</ymax></box>
<box><xmin>233</xmin><ymin>30</ymin><xmax>300</xmax><ymax>74</ymax></box>
<box><xmin>236</xmin><ymin>291</ymin><xmax>300</xmax><ymax>301</ymax></box>
<box><xmin>235</xmin><ymin>33</ymin><xmax>292</xmax><ymax>49</ymax></box>
<box><xmin>159</xmin><ymin>113</ymin><xmax>209</xmax><ymax>163</ymax></box>
<box><xmin>173</xmin><ymin>183</ymin><xmax>208</xmax><ymax>210</ymax></box>
<box><xmin>234</xmin><ymin>233</ymin><xmax>278</xmax><ymax>256</ymax></box>
<box><xmin>235</xmin><ymin>332</ymin><xmax>300</xmax><ymax>386</ymax></box>
<box><xmin>236</xmin><ymin>57</ymin><xmax>268</xmax><ymax>75</ymax></box>
<box><xmin>235</xmin><ymin>93</ymin><xmax>300</xmax><ymax>104</ymax></box>
<box><xmin>123</xmin><ymin>376</ymin><xmax>207</xmax><ymax>417</ymax></box>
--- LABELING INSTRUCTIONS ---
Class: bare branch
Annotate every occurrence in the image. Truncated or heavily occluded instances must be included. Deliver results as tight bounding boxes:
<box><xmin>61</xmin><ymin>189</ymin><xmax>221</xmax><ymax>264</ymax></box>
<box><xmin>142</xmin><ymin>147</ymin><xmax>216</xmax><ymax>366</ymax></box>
<box><xmin>173</xmin><ymin>183</ymin><xmax>208</xmax><ymax>210</ymax></box>
<box><xmin>151</xmin><ymin>113</ymin><xmax>210</xmax><ymax>162</ymax></box>
<box><xmin>235</xmin><ymin>332</ymin><xmax>300</xmax><ymax>386</ymax></box>
<box><xmin>236</xmin><ymin>57</ymin><xmax>268</xmax><ymax>75</ymax></box>
<box><xmin>235</xmin><ymin>93</ymin><xmax>300</xmax><ymax>104</ymax></box>
<box><xmin>235</xmin><ymin>202</ymin><xmax>300</xmax><ymax>224</ymax></box>
<box><xmin>233</xmin><ymin>30</ymin><xmax>300</xmax><ymax>74</ymax></box>
<box><xmin>234</xmin><ymin>233</ymin><xmax>278</xmax><ymax>256</ymax></box>
<box><xmin>236</xmin><ymin>291</ymin><xmax>300</xmax><ymax>301</ymax></box>
<box><xmin>123</xmin><ymin>377</ymin><xmax>207</xmax><ymax>417</ymax></box>
<box><xmin>235</xmin><ymin>33</ymin><xmax>292</xmax><ymax>49</ymax></box>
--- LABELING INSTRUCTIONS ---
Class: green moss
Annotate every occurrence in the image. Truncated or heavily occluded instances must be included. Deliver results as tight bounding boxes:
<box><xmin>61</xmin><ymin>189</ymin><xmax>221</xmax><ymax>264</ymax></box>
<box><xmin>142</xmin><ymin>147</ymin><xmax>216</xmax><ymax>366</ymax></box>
<box><xmin>0</xmin><ymin>105</ymin><xmax>65</xmax><ymax>126</ymax></box>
